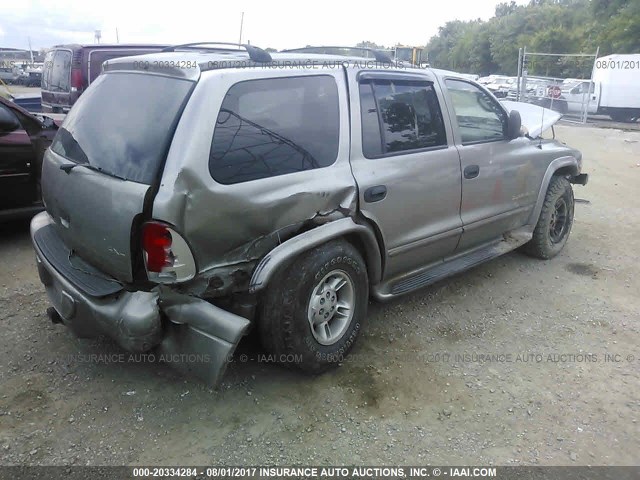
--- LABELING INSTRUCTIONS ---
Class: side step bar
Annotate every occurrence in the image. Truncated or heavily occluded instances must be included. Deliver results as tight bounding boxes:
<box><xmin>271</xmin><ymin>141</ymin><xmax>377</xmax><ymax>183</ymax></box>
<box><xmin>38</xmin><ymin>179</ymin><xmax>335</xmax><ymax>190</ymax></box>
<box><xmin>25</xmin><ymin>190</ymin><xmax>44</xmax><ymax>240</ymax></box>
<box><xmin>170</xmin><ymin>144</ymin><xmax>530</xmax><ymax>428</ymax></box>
<box><xmin>373</xmin><ymin>228</ymin><xmax>533</xmax><ymax>300</ymax></box>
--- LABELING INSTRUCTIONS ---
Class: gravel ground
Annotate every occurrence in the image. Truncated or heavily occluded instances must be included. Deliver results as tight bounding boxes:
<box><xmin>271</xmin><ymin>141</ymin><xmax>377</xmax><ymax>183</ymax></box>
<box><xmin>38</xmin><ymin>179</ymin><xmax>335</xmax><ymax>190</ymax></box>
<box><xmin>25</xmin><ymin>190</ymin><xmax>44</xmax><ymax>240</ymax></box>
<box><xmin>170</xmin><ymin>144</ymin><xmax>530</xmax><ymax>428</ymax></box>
<box><xmin>0</xmin><ymin>124</ymin><xmax>639</xmax><ymax>467</ymax></box>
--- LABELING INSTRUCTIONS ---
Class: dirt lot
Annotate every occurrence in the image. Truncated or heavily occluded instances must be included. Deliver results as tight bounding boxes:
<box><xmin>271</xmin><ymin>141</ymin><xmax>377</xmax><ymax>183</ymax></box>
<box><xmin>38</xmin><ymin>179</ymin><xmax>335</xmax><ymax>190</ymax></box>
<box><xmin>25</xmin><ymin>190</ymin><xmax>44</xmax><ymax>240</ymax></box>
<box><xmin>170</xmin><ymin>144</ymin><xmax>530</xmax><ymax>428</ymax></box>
<box><xmin>0</xmin><ymin>124</ymin><xmax>639</xmax><ymax>467</ymax></box>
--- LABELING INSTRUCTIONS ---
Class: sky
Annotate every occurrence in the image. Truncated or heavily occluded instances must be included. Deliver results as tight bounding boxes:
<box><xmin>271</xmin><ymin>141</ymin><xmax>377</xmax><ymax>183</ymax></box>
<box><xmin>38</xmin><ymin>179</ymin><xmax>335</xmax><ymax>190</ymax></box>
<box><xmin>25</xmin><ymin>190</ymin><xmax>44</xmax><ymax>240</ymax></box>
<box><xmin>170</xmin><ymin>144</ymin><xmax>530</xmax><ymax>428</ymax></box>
<box><xmin>1</xmin><ymin>0</ymin><xmax>528</xmax><ymax>51</ymax></box>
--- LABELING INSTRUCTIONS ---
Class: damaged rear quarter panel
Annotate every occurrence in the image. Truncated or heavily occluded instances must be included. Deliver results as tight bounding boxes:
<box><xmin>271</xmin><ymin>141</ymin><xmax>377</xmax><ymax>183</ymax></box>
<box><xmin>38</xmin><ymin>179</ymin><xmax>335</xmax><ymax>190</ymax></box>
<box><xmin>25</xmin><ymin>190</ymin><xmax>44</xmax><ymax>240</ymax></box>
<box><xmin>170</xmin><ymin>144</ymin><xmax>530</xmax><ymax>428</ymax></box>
<box><xmin>151</xmin><ymin>67</ymin><xmax>357</xmax><ymax>291</ymax></box>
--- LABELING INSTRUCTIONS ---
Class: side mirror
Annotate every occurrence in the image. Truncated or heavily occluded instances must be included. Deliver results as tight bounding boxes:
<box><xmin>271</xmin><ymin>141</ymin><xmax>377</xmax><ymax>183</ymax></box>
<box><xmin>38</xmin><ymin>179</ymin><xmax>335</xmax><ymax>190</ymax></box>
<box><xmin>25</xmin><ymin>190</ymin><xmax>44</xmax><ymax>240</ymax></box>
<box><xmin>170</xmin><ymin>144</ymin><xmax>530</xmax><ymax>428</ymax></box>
<box><xmin>0</xmin><ymin>107</ymin><xmax>20</xmax><ymax>133</ymax></box>
<box><xmin>570</xmin><ymin>87</ymin><xmax>580</xmax><ymax>94</ymax></box>
<box><xmin>507</xmin><ymin>110</ymin><xmax>522</xmax><ymax>140</ymax></box>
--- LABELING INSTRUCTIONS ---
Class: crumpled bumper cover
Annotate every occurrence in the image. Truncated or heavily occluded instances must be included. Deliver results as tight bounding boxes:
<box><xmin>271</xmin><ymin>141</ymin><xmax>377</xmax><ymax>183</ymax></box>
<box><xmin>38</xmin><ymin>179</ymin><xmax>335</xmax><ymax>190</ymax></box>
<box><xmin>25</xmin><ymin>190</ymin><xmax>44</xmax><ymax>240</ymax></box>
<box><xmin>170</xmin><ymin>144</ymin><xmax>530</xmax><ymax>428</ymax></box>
<box><xmin>30</xmin><ymin>211</ymin><xmax>250</xmax><ymax>385</ymax></box>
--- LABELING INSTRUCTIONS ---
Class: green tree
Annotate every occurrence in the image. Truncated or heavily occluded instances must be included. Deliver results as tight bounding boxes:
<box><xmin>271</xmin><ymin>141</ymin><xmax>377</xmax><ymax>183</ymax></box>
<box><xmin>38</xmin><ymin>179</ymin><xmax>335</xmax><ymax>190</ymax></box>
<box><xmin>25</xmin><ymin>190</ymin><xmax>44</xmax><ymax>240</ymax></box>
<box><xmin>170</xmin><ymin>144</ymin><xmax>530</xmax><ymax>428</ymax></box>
<box><xmin>356</xmin><ymin>41</ymin><xmax>388</xmax><ymax>50</ymax></box>
<box><xmin>423</xmin><ymin>0</ymin><xmax>639</xmax><ymax>75</ymax></box>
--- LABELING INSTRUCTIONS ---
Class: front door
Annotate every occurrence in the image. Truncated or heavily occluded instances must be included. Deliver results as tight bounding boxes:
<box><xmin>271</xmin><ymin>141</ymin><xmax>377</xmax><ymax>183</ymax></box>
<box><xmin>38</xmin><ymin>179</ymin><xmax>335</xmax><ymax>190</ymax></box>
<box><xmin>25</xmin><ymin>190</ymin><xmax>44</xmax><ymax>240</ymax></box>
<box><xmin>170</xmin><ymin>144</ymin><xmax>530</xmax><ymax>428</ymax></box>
<box><xmin>564</xmin><ymin>81</ymin><xmax>598</xmax><ymax>114</ymax></box>
<box><xmin>348</xmin><ymin>70</ymin><xmax>463</xmax><ymax>280</ymax></box>
<box><xmin>442</xmin><ymin>79</ymin><xmax>538</xmax><ymax>251</ymax></box>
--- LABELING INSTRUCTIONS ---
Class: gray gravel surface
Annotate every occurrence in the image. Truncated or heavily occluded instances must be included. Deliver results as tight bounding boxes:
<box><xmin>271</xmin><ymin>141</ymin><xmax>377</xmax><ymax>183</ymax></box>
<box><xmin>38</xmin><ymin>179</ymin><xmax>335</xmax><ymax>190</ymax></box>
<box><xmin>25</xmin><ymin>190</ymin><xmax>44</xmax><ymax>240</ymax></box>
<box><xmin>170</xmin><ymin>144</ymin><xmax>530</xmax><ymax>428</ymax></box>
<box><xmin>0</xmin><ymin>125</ymin><xmax>638</xmax><ymax>466</ymax></box>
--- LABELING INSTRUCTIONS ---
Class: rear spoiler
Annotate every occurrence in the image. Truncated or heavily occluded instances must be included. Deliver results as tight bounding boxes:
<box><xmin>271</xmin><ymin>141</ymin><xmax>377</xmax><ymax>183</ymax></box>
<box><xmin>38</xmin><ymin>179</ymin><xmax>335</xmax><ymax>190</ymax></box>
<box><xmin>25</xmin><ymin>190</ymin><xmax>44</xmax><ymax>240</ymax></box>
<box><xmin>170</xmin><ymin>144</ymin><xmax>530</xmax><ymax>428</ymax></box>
<box><xmin>101</xmin><ymin>53</ymin><xmax>202</xmax><ymax>81</ymax></box>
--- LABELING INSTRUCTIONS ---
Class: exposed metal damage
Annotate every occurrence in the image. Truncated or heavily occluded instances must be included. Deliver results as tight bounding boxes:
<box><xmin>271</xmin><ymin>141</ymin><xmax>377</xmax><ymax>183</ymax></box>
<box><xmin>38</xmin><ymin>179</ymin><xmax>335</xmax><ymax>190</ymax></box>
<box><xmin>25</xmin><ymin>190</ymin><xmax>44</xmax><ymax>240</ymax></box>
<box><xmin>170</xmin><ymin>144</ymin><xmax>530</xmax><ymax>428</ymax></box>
<box><xmin>156</xmin><ymin>159</ymin><xmax>359</xmax><ymax>299</ymax></box>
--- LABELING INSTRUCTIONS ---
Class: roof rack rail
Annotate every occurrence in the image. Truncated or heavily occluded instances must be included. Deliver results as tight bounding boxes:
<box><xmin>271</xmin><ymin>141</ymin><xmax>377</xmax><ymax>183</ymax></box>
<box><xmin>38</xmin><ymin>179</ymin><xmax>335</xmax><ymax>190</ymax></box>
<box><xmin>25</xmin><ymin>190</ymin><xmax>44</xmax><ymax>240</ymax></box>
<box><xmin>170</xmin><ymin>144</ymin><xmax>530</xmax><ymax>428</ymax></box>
<box><xmin>282</xmin><ymin>46</ymin><xmax>393</xmax><ymax>63</ymax></box>
<box><xmin>161</xmin><ymin>42</ymin><xmax>272</xmax><ymax>63</ymax></box>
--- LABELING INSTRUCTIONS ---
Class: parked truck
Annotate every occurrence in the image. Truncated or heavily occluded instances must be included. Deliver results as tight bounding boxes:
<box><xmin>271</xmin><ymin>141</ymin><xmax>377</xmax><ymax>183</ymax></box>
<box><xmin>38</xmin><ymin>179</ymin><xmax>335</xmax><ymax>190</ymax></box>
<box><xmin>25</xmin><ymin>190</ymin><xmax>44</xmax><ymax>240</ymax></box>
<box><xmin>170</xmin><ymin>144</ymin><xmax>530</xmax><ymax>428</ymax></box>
<box><xmin>538</xmin><ymin>54</ymin><xmax>640</xmax><ymax>122</ymax></box>
<box><xmin>394</xmin><ymin>46</ymin><xmax>427</xmax><ymax>66</ymax></box>
<box><xmin>591</xmin><ymin>54</ymin><xmax>640</xmax><ymax>122</ymax></box>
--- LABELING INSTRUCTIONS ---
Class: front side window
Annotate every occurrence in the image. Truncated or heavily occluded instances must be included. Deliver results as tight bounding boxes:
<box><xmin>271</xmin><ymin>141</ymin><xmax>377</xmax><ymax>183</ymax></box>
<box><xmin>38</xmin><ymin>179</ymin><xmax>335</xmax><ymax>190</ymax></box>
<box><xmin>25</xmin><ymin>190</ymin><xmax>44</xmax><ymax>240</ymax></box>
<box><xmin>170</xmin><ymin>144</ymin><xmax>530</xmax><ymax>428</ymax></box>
<box><xmin>359</xmin><ymin>79</ymin><xmax>447</xmax><ymax>158</ymax></box>
<box><xmin>209</xmin><ymin>75</ymin><xmax>339</xmax><ymax>185</ymax></box>
<box><xmin>578</xmin><ymin>82</ymin><xmax>595</xmax><ymax>94</ymax></box>
<box><xmin>446</xmin><ymin>79</ymin><xmax>507</xmax><ymax>144</ymax></box>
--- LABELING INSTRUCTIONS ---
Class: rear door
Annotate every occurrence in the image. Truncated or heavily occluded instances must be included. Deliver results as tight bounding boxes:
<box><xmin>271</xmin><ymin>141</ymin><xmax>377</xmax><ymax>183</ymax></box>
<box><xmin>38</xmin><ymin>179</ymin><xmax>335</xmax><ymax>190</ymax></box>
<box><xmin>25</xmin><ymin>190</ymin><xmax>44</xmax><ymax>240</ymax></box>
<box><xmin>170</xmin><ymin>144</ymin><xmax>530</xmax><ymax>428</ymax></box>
<box><xmin>42</xmin><ymin>71</ymin><xmax>194</xmax><ymax>282</ymax></box>
<box><xmin>348</xmin><ymin>70</ymin><xmax>463</xmax><ymax>279</ymax></box>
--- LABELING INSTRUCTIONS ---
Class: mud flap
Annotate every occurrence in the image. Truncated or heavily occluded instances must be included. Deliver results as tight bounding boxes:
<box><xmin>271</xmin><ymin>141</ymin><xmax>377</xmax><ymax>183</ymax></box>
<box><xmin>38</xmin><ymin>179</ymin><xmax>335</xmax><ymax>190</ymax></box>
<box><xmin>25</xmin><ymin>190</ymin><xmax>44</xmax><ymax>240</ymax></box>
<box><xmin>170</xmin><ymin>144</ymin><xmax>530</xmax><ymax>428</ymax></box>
<box><xmin>157</xmin><ymin>292</ymin><xmax>251</xmax><ymax>386</ymax></box>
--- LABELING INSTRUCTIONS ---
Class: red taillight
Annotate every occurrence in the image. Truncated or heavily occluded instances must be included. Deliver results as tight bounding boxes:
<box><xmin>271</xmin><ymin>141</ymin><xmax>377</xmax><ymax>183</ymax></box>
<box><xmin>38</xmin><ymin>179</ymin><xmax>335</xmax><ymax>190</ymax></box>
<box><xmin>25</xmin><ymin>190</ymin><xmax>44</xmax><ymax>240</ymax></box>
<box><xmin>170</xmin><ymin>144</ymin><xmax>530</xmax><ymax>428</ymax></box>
<box><xmin>141</xmin><ymin>221</ymin><xmax>196</xmax><ymax>283</ymax></box>
<box><xmin>142</xmin><ymin>222</ymin><xmax>173</xmax><ymax>273</ymax></box>
<box><xmin>70</xmin><ymin>69</ymin><xmax>83</xmax><ymax>90</ymax></box>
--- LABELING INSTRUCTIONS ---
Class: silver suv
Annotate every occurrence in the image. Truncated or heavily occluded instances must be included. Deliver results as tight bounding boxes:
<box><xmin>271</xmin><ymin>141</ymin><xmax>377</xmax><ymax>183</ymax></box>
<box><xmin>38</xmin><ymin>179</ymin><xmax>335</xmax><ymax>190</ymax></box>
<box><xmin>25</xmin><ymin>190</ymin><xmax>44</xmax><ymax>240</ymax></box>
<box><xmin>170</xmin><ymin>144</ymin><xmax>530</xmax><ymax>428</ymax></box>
<box><xmin>31</xmin><ymin>44</ymin><xmax>588</xmax><ymax>384</ymax></box>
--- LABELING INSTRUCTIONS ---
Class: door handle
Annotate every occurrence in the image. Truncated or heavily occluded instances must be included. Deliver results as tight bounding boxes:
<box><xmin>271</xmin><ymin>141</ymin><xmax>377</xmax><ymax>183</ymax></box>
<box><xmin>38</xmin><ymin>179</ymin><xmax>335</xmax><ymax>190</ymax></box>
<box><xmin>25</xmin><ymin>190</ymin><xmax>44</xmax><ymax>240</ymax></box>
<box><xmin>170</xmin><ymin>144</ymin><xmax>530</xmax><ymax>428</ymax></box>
<box><xmin>364</xmin><ymin>185</ymin><xmax>387</xmax><ymax>203</ymax></box>
<box><xmin>464</xmin><ymin>165</ymin><xmax>480</xmax><ymax>179</ymax></box>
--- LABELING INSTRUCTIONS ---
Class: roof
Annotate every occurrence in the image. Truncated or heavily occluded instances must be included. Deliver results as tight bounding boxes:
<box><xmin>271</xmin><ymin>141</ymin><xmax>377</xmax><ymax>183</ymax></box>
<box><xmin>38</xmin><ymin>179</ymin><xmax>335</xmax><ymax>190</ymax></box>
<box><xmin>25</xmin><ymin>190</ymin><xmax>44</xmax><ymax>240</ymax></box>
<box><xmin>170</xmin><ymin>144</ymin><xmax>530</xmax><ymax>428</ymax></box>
<box><xmin>51</xmin><ymin>43</ymin><xmax>169</xmax><ymax>49</ymax></box>
<box><xmin>102</xmin><ymin>50</ymin><xmax>432</xmax><ymax>81</ymax></box>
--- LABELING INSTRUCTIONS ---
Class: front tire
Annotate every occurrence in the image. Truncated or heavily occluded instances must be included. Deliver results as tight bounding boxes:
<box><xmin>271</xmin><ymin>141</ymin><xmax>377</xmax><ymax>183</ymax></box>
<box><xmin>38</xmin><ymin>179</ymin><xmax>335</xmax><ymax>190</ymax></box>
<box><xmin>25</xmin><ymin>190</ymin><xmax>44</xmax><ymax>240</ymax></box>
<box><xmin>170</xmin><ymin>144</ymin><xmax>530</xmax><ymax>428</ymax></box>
<box><xmin>523</xmin><ymin>176</ymin><xmax>574</xmax><ymax>259</ymax></box>
<box><xmin>258</xmin><ymin>240</ymin><xmax>368</xmax><ymax>374</ymax></box>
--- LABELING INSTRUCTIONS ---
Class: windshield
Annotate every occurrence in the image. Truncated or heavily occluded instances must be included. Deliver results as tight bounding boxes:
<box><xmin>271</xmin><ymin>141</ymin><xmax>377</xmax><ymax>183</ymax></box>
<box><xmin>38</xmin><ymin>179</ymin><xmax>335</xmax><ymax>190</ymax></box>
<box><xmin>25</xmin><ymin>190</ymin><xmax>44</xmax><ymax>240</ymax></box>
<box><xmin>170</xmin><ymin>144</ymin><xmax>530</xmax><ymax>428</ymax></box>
<box><xmin>562</xmin><ymin>80</ymin><xmax>582</xmax><ymax>90</ymax></box>
<box><xmin>51</xmin><ymin>72</ymin><xmax>193</xmax><ymax>184</ymax></box>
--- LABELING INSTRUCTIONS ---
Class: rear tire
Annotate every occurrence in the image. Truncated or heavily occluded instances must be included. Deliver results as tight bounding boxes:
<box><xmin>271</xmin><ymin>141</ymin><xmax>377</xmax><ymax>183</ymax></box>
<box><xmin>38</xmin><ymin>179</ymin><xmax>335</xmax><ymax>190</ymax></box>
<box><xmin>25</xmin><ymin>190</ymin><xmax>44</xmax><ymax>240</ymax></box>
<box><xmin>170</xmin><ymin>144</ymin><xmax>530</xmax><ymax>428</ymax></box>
<box><xmin>523</xmin><ymin>176</ymin><xmax>574</xmax><ymax>259</ymax></box>
<box><xmin>610</xmin><ymin>111</ymin><xmax>636</xmax><ymax>123</ymax></box>
<box><xmin>258</xmin><ymin>240</ymin><xmax>368</xmax><ymax>374</ymax></box>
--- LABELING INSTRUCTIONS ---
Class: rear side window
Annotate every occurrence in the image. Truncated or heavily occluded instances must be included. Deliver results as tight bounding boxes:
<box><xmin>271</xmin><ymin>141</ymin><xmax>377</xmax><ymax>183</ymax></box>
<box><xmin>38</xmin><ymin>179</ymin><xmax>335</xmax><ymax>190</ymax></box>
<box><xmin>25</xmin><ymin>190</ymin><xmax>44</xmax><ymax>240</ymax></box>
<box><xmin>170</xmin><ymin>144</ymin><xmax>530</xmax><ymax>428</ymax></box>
<box><xmin>51</xmin><ymin>73</ymin><xmax>193</xmax><ymax>184</ymax></box>
<box><xmin>359</xmin><ymin>80</ymin><xmax>447</xmax><ymax>158</ymax></box>
<box><xmin>43</xmin><ymin>50</ymin><xmax>72</xmax><ymax>92</ymax></box>
<box><xmin>209</xmin><ymin>75</ymin><xmax>339</xmax><ymax>184</ymax></box>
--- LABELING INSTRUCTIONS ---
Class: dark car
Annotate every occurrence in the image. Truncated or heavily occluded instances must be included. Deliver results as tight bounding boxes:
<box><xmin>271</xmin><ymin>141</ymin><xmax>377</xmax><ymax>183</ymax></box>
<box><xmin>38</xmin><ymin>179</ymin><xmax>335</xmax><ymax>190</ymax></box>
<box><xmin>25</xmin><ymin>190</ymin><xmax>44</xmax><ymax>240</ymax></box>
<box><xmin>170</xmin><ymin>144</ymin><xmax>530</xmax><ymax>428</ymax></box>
<box><xmin>0</xmin><ymin>95</ymin><xmax>62</xmax><ymax>220</ymax></box>
<box><xmin>41</xmin><ymin>44</ymin><xmax>168</xmax><ymax>113</ymax></box>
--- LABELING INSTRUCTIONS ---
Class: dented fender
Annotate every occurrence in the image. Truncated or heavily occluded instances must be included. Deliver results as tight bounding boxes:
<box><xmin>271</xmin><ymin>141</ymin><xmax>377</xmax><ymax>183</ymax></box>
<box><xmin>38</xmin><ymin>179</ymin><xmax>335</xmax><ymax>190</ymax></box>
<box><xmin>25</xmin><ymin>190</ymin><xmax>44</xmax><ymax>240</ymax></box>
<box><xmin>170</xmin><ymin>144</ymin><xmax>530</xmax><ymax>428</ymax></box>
<box><xmin>249</xmin><ymin>217</ymin><xmax>382</xmax><ymax>293</ymax></box>
<box><xmin>151</xmin><ymin>68</ymin><xmax>358</xmax><ymax>295</ymax></box>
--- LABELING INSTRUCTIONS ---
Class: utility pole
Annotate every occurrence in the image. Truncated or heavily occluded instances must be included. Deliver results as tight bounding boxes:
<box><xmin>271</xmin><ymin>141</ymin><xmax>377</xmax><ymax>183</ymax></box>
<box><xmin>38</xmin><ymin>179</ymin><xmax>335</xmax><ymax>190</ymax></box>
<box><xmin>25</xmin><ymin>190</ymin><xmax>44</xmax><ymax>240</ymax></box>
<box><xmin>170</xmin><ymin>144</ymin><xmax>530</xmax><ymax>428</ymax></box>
<box><xmin>238</xmin><ymin>12</ymin><xmax>244</xmax><ymax>47</ymax></box>
<box><xmin>28</xmin><ymin>37</ymin><xmax>34</xmax><ymax>64</ymax></box>
<box><xmin>116</xmin><ymin>28</ymin><xmax>119</xmax><ymax>44</ymax></box>
<box><xmin>516</xmin><ymin>48</ymin><xmax>522</xmax><ymax>102</ymax></box>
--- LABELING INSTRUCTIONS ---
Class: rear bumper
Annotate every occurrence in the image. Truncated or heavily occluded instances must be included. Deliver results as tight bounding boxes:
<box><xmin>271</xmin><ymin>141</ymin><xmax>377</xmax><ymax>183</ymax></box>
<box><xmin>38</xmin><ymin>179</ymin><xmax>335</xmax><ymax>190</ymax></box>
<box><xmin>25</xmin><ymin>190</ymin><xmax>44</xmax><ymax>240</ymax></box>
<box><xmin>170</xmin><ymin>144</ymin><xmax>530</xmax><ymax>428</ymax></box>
<box><xmin>41</xmin><ymin>102</ymin><xmax>71</xmax><ymax>114</ymax></box>
<box><xmin>30</xmin><ymin>212</ymin><xmax>250</xmax><ymax>385</ymax></box>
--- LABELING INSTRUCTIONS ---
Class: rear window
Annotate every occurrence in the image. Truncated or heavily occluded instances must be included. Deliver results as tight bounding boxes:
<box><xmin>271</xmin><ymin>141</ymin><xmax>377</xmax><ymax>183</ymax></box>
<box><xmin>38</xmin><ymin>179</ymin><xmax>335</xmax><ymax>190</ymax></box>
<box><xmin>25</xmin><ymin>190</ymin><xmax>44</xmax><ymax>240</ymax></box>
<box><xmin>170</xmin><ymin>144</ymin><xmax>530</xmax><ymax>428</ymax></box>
<box><xmin>209</xmin><ymin>75</ymin><xmax>339</xmax><ymax>184</ymax></box>
<box><xmin>42</xmin><ymin>50</ymin><xmax>72</xmax><ymax>92</ymax></box>
<box><xmin>51</xmin><ymin>73</ymin><xmax>193</xmax><ymax>184</ymax></box>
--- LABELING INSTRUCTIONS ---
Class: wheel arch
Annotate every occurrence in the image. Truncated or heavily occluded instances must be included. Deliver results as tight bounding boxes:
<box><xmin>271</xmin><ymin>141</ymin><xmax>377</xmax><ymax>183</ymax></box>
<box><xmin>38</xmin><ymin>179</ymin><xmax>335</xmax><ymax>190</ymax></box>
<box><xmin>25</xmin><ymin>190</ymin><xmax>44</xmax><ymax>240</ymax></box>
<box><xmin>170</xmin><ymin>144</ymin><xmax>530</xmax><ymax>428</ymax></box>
<box><xmin>248</xmin><ymin>217</ymin><xmax>383</xmax><ymax>293</ymax></box>
<box><xmin>527</xmin><ymin>156</ymin><xmax>580</xmax><ymax>226</ymax></box>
